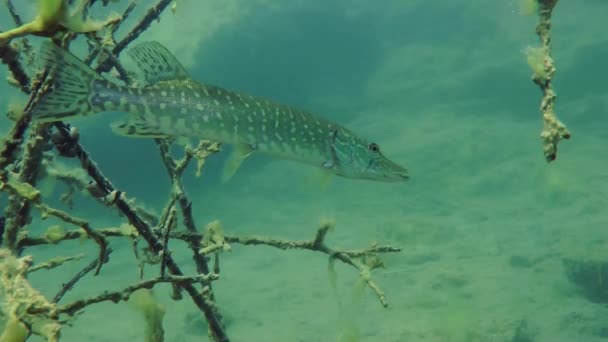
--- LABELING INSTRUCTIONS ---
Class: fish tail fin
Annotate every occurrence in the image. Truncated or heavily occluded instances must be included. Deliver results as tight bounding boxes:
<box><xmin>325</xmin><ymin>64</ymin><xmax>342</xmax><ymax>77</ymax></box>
<box><xmin>29</xmin><ymin>42</ymin><xmax>113</xmax><ymax>122</ymax></box>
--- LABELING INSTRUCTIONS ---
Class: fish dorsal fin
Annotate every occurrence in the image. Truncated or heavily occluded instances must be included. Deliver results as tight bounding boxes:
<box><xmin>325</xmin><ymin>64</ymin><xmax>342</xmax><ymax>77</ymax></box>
<box><xmin>221</xmin><ymin>143</ymin><xmax>255</xmax><ymax>183</ymax></box>
<box><xmin>127</xmin><ymin>41</ymin><xmax>191</xmax><ymax>85</ymax></box>
<box><xmin>111</xmin><ymin>119</ymin><xmax>192</xmax><ymax>146</ymax></box>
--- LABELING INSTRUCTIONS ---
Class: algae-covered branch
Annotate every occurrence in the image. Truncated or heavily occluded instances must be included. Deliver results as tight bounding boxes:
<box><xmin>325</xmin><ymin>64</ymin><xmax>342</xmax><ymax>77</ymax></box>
<box><xmin>525</xmin><ymin>0</ymin><xmax>571</xmax><ymax>161</ymax></box>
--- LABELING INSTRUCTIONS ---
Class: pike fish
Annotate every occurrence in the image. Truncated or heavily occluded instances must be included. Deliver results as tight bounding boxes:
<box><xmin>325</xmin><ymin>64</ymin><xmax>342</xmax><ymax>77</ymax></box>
<box><xmin>30</xmin><ymin>41</ymin><xmax>409</xmax><ymax>182</ymax></box>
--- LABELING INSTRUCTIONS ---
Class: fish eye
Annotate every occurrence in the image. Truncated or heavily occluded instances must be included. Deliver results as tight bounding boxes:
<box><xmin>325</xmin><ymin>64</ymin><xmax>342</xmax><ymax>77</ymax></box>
<box><xmin>368</xmin><ymin>142</ymin><xmax>380</xmax><ymax>153</ymax></box>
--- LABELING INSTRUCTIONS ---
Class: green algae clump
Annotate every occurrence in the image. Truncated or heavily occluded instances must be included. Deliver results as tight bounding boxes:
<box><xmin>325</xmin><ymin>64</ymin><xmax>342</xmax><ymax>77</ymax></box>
<box><xmin>519</xmin><ymin>0</ymin><xmax>539</xmax><ymax>16</ymax></box>
<box><xmin>0</xmin><ymin>0</ymin><xmax>121</xmax><ymax>45</ymax></box>
<box><xmin>0</xmin><ymin>317</ymin><xmax>28</xmax><ymax>342</ymax></box>
<box><xmin>37</xmin><ymin>0</ymin><xmax>66</xmax><ymax>28</ymax></box>
<box><xmin>129</xmin><ymin>289</ymin><xmax>166</xmax><ymax>342</ymax></box>
<box><xmin>43</xmin><ymin>225</ymin><xmax>67</xmax><ymax>244</ymax></box>
<box><xmin>524</xmin><ymin>46</ymin><xmax>548</xmax><ymax>81</ymax></box>
<box><xmin>1</xmin><ymin>172</ymin><xmax>41</xmax><ymax>202</ymax></box>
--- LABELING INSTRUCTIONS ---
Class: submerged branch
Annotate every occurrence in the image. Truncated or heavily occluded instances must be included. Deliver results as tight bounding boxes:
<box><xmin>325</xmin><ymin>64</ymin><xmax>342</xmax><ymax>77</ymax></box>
<box><xmin>6</xmin><ymin>0</ymin><xmax>24</xmax><ymax>26</ymax></box>
<box><xmin>155</xmin><ymin>139</ymin><xmax>221</xmax><ymax>277</ymax></box>
<box><xmin>1</xmin><ymin>171</ymin><xmax>109</xmax><ymax>275</ymax></box>
<box><xmin>53</xmin><ymin>248</ymin><xmax>113</xmax><ymax>303</ymax></box>
<box><xmin>225</xmin><ymin>223</ymin><xmax>397</xmax><ymax>307</ymax></box>
<box><xmin>0</xmin><ymin>249</ymin><xmax>61</xmax><ymax>341</ymax></box>
<box><xmin>57</xmin><ymin>273</ymin><xmax>219</xmax><ymax>316</ymax></box>
<box><xmin>28</xmin><ymin>254</ymin><xmax>85</xmax><ymax>273</ymax></box>
<box><xmin>181</xmin><ymin>221</ymin><xmax>400</xmax><ymax>307</ymax></box>
<box><xmin>48</xmin><ymin>125</ymin><xmax>229</xmax><ymax>341</ymax></box>
<box><xmin>18</xmin><ymin>218</ymin><xmax>399</xmax><ymax>308</ymax></box>
<box><xmin>2</xmin><ymin>122</ymin><xmax>51</xmax><ymax>253</ymax></box>
<box><xmin>0</xmin><ymin>1</ymin><xmax>402</xmax><ymax>340</ymax></box>
<box><xmin>0</xmin><ymin>43</ymin><xmax>30</xmax><ymax>93</ymax></box>
<box><xmin>531</xmin><ymin>0</ymin><xmax>570</xmax><ymax>161</ymax></box>
<box><xmin>38</xmin><ymin>204</ymin><xmax>109</xmax><ymax>275</ymax></box>
<box><xmin>97</xmin><ymin>0</ymin><xmax>173</xmax><ymax>73</ymax></box>
<box><xmin>112</xmin><ymin>0</ymin><xmax>173</xmax><ymax>56</ymax></box>
<box><xmin>0</xmin><ymin>2</ymin><xmax>229</xmax><ymax>341</ymax></box>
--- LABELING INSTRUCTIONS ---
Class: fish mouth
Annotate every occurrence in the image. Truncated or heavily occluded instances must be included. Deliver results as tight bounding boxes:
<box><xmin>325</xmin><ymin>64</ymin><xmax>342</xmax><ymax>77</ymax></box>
<box><xmin>396</xmin><ymin>172</ymin><xmax>410</xmax><ymax>181</ymax></box>
<box><xmin>385</xmin><ymin>171</ymin><xmax>410</xmax><ymax>182</ymax></box>
<box><xmin>372</xmin><ymin>167</ymin><xmax>409</xmax><ymax>182</ymax></box>
<box><xmin>381</xmin><ymin>160</ymin><xmax>409</xmax><ymax>182</ymax></box>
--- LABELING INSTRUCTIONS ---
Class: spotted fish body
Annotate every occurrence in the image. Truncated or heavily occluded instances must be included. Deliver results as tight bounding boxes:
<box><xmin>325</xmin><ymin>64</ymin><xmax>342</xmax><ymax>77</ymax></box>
<box><xmin>111</xmin><ymin>79</ymin><xmax>347</xmax><ymax>168</ymax></box>
<box><xmin>31</xmin><ymin>41</ymin><xmax>409</xmax><ymax>182</ymax></box>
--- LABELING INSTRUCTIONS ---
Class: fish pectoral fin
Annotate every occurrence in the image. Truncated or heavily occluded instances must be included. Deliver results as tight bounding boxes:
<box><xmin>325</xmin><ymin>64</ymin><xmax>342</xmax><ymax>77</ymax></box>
<box><xmin>302</xmin><ymin>168</ymin><xmax>333</xmax><ymax>191</ymax></box>
<box><xmin>316</xmin><ymin>168</ymin><xmax>333</xmax><ymax>189</ymax></box>
<box><xmin>111</xmin><ymin>119</ymin><xmax>171</xmax><ymax>138</ymax></box>
<box><xmin>312</xmin><ymin>160</ymin><xmax>335</xmax><ymax>189</ymax></box>
<box><xmin>221</xmin><ymin>143</ymin><xmax>255</xmax><ymax>183</ymax></box>
<box><xmin>319</xmin><ymin>170</ymin><xmax>333</xmax><ymax>188</ymax></box>
<box><xmin>127</xmin><ymin>41</ymin><xmax>191</xmax><ymax>85</ymax></box>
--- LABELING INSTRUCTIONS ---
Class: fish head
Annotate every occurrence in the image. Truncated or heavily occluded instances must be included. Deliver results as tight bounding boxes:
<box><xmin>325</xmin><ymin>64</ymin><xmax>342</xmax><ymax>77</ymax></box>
<box><xmin>327</xmin><ymin>130</ymin><xmax>409</xmax><ymax>182</ymax></box>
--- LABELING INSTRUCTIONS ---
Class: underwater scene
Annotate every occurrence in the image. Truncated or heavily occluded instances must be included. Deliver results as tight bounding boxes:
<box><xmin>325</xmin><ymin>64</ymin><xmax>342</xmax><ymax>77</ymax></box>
<box><xmin>0</xmin><ymin>0</ymin><xmax>607</xmax><ymax>341</ymax></box>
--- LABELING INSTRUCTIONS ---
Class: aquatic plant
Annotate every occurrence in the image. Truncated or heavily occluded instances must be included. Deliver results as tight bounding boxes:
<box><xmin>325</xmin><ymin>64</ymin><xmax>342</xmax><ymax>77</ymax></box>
<box><xmin>129</xmin><ymin>289</ymin><xmax>166</xmax><ymax>342</ymax></box>
<box><xmin>0</xmin><ymin>1</ymin><xmax>400</xmax><ymax>340</ymax></box>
